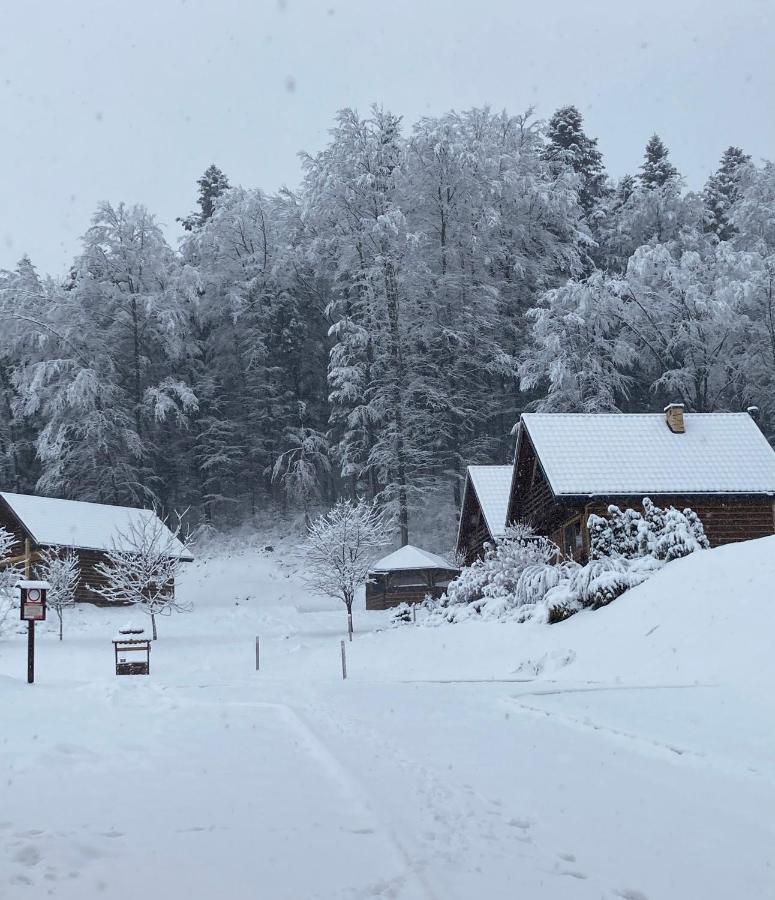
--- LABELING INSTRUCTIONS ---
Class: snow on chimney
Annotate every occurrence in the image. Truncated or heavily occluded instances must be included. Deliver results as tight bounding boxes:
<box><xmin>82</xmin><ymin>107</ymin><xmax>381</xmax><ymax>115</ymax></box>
<box><xmin>664</xmin><ymin>403</ymin><xmax>685</xmax><ymax>434</ymax></box>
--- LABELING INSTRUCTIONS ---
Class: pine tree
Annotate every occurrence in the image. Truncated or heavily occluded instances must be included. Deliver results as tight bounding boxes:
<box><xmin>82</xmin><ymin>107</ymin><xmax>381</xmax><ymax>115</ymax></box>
<box><xmin>639</xmin><ymin>135</ymin><xmax>679</xmax><ymax>189</ymax></box>
<box><xmin>178</xmin><ymin>164</ymin><xmax>231</xmax><ymax>231</ymax></box>
<box><xmin>704</xmin><ymin>146</ymin><xmax>751</xmax><ymax>241</ymax></box>
<box><xmin>544</xmin><ymin>105</ymin><xmax>607</xmax><ymax>213</ymax></box>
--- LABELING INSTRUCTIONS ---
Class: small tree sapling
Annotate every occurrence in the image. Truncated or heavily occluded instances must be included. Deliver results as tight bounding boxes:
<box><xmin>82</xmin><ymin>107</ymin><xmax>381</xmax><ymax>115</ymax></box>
<box><xmin>304</xmin><ymin>499</ymin><xmax>389</xmax><ymax>640</ymax></box>
<box><xmin>36</xmin><ymin>548</ymin><xmax>79</xmax><ymax>641</ymax></box>
<box><xmin>0</xmin><ymin>526</ymin><xmax>19</xmax><ymax>636</ymax></box>
<box><xmin>91</xmin><ymin>512</ymin><xmax>193</xmax><ymax>640</ymax></box>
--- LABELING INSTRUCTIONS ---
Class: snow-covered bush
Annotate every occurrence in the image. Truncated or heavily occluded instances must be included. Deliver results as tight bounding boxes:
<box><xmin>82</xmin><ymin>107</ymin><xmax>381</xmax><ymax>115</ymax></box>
<box><xmin>589</xmin><ymin>498</ymin><xmax>709</xmax><ymax>562</ymax></box>
<box><xmin>0</xmin><ymin>527</ymin><xmax>21</xmax><ymax>637</ymax></box>
<box><xmin>421</xmin><ymin>525</ymin><xmax>561</xmax><ymax>623</ymax></box>
<box><xmin>420</xmin><ymin>501</ymin><xmax>708</xmax><ymax>628</ymax></box>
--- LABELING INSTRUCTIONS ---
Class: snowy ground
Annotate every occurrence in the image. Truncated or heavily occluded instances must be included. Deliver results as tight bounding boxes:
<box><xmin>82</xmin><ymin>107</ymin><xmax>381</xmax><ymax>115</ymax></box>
<box><xmin>1</xmin><ymin>532</ymin><xmax>774</xmax><ymax>899</ymax></box>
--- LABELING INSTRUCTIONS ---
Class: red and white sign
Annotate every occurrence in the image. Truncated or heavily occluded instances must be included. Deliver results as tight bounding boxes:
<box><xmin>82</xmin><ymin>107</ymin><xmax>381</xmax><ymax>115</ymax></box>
<box><xmin>17</xmin><ymin>580</ymin><xmax>49</xmax><ymax>622</ymax></box>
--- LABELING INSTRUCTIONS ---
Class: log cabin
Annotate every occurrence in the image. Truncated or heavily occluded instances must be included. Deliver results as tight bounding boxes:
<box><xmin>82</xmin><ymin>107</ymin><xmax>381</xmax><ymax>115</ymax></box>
<box><xmin>365</xmin><ymin>545</ymin><xmax>460</xmax><ymax>611</ymax></box>
<box><xmin>455</xmin><ymin>465</ymin><xmax>513</xmax><ymax>565</ymax></box>
<box><xmin>507</xmin><ymin>406</ymin><xmax>775</xmax><ymax>563</ymax></box>
<box><xmin>0</xmin><ymin>491</ymin><xmax>194</xmax><ymax>604</ymax></box>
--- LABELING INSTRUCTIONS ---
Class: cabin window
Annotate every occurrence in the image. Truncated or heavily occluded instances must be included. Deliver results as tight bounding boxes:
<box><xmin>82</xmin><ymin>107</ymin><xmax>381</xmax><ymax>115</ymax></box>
<box><xmin>389</xmin><ymin>571</ymin><xmax>429</xmax><ymax>589</ymax></box>
<box><xmin>563</xmin><ymin>519</ymin><xmax>584</xmax><ymax>558</ymax></box>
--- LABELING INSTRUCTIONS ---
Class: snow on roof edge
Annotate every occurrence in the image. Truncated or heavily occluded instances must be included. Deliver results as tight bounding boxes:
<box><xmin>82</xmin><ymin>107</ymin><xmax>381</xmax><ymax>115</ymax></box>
<box><xmin>371</xmin><ymin>544</ymin><xmax>458</xmax><ymax>572</ymax></box>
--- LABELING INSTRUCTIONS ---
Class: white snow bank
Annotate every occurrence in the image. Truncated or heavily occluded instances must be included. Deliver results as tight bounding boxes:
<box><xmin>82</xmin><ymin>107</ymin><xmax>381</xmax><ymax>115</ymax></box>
<box><xmin>354</xmin><ymin>536</ymin><xmax>775</xmax><ymax>687</ymax></box>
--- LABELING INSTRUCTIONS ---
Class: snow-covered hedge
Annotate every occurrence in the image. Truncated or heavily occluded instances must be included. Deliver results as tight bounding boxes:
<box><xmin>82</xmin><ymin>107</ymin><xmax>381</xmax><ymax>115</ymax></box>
<box><xmin>411</xmin><ymin>500</ymin><xmax>708</xmax><ymax>626</ymax></box>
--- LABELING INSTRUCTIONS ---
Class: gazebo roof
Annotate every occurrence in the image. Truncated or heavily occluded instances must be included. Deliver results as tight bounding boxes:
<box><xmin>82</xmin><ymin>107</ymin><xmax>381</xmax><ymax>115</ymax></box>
<box><xmin>370</xmin><ymin>544</ymin><xmax>458</xmax><ymax>573</ymax></box>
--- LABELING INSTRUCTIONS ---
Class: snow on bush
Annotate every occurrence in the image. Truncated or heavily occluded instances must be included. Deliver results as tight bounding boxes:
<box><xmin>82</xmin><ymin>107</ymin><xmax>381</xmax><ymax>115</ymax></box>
<box><xmin>416</xmin><ymin>525</ymin><xmax>561</xmax><ymax>624</ymax></box>
<box><xmin>416</xmin><ymin>501</ymin><xmax>708</xmax><ymax>627</ymax></box>
<box><xmin>0</xmin><ymin>526</ymin><xmax>21</xmax><ymax>637</ymax></box>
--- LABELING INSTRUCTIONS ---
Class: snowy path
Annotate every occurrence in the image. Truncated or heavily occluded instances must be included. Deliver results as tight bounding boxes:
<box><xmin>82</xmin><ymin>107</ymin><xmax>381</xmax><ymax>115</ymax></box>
<box><xmin>2</xmin><ymin>542</ymin><xmax>775</xmax><ymax>898</ymax></box>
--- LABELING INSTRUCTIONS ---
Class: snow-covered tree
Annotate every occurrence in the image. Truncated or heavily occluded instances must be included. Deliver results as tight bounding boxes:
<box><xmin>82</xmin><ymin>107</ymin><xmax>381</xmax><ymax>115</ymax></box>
<box><xmin>90</xmin><ymin>513</ymin><xmax>193</xmax><ymax>639</ymax></box>
<box><xmin>0</xmin><ymin>527</ymin><xmax>20</xmax><ymax>637</ymax></box>
<box><xmin>304</xmin><ymin>499</ymin><xmax>389</xmax><ymax>640</ymax></box>
<box><xmin>544</xmin><ymin>104</ymin><xmax>607</xmax><ymax>214</ymax></box>
<box><xmin>35</xmin><ymin>548</ymin><xmax>79</xmax><ymax>641</ymax></box>
<box><xmin>704</xmin><ymin>147</ymin><xmax>751</xmax><ymax>241</ymax></box>
<box><xmin>13</xmin><ymin>203</ymin><xmax>197</xmax><ymax>506</ymax></box>
<box><xmin>178</xmin><ymin>164</ymin><xmax>231</xmax><ymax>231</ymax></box>
<box><xmin>639</xmin><ymin>135</ymin><xmax>679</xmax><ymax>189</ymax></box>
<box><xmin>272</xmin><ymin>418</ymin><xmax>331</xmax><ymax>527</ymax></box>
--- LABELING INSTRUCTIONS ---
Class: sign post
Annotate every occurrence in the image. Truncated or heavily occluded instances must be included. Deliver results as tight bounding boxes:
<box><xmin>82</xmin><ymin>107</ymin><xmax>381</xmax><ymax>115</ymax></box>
<box><xmin>17</xmin><ymin>580</ymin><xmax>49</xmax><ymax>685</ymax></box>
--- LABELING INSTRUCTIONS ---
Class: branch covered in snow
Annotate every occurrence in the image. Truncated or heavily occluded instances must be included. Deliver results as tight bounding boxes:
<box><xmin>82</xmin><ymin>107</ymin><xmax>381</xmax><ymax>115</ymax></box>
<box><xmin>304</xmin><ymin>499</ymin><xmax>389</xmax><ymax>637</ymax></box>
<box><xmin>91</xmin><ymin>512</ymin><xmax>193</xmax><ymax>638</ymax></box>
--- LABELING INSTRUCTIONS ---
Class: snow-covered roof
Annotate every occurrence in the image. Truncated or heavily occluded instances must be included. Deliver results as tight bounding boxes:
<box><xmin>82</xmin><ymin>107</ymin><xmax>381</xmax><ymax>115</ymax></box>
<box><xmin>370</xmin><ymin>545</ymin><xmax>458</xmax><ymax>573</ymax></box>
<box><xmin>520</xmin><ymin>412</ymin><xmax>775</xmax><ymax>496</ymax></box>
<box><xmin>0</xmin><ymin>492</ymin><xmax>194</xmax><ymax>560</ymax></box>
<box><xmin>466</xmin><ymin>466</ymin><xmax>513</xmax><ymax>538</ymax></box>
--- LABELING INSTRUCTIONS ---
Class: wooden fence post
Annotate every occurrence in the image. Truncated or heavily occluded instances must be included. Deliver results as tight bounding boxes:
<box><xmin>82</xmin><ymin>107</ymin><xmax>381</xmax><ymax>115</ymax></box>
<box><xmin>255</xmin><ymin>636</ymin><xmax>260</xmax><ymax>671</ymax></box>
<box><xmin>340</xmin><ymin>639</ymin><xmax>347</xmax><ymax>680</ymax></box>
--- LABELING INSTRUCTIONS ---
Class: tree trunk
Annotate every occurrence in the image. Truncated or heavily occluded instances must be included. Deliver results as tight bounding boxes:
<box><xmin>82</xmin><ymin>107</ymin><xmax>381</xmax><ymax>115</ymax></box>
<box><xmin>58</xmin><ymin>609</ymin><xmax>63</xmax><ymax>641</ymax></box>
<box><xmin>383</xmin><ymin>261</ymin><xmax>409</xmax><ymax>546</ymax></box>
<box><xmin>151</xmin><ymin>613</ymin><xmax>158</xmax><ymax>641</ymax></box>
<box><xmin>345</xmin><ymin>597</ymin><xmax>353</xmax><ymax>642</ymax></box>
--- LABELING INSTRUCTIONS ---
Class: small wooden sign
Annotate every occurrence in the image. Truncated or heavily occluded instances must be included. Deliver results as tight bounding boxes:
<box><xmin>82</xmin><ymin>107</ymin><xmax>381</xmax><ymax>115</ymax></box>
<box><xmin>18</xmin><ymin>580</ymin><xmax>48</xmax><ymax>622</ymax></box>
<box><xmin>113</xmin><ymin>628</ymin><xmax>151</xmax><ymax>676</ymax></box>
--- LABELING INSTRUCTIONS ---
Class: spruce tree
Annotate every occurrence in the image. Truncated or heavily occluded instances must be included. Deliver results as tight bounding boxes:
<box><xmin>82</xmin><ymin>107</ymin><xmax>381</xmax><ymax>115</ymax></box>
<box><xmin>178</xmin><ymin>164</ymin><xmax>231</xmax><ymax>231</ymax></box>
<box><xmin>704</xmin><ymin>146</ymin><xmax>750</xmax><ymax>241</ymax></box>
<box><xmin>544</xmin><ymin>105</ymin><xmax>607</xmax><ymax>212</ymax></box>
<box><xmin>639</xmin><ymin>135</ymin><xmax>679</xmax><ymax>189</ymax></box>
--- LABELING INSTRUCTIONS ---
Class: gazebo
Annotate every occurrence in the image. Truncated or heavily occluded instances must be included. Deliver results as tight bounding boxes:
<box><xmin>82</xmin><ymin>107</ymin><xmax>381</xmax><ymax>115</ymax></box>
<box><xmin>365</xmin><ymin>545</ymin><xmax>460</xmax><ymax>611</ymax></box>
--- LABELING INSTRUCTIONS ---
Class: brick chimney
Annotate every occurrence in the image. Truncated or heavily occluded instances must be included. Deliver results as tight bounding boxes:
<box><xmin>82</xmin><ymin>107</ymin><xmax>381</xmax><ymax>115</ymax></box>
<box><xmin>664</xmin><ymin>403</ymin><xmax>685</xmax><ymax>434</ymax></box>
<box><xmin>747</xmin><ymin>405</ymin><xmax>760</xmax><ymax>423</ymax></box>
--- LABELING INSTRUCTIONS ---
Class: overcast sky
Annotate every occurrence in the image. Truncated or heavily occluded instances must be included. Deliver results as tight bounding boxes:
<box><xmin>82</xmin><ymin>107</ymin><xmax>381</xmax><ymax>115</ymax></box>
<box><xmin>1</xmin><ymin>0</ymin><xmax>773</xmax><ymax>276</ymax></box>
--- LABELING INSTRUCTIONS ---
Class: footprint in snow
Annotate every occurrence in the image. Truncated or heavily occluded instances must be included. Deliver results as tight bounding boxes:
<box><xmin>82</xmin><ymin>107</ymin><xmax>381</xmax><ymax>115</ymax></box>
<box><xmin>615</xmin><ymin>890</ymin><xmax>649</xmax><ymax>900</ymax></box>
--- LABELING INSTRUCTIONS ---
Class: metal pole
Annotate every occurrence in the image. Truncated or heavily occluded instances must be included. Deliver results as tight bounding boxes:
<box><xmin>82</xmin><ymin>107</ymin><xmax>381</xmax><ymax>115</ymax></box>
<box><xmin>27</xmin><ymin>621</ymin><xmax>34</xmax><ymax>684</ymax></box>
<box><xmin>255</xmin><ymin>635</ymin><xmax>260</xmax><ymax>671</ymax></box>
<box><xmin>340</xmin><ymin>639</ymin><xmax>347</xmax><ymax>680</ymax></box>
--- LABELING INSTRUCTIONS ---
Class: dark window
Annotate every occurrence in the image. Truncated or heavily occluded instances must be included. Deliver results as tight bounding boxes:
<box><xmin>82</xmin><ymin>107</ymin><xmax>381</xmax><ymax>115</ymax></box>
<box><xmin>389</xmin><ymin>571</ymin><xmax>429</xmax><ymax>588</ymax></box>
<box><xmin>564</xmin><ymin>520</ymin><xmax>583</xmax><ymax>557</ymax></box>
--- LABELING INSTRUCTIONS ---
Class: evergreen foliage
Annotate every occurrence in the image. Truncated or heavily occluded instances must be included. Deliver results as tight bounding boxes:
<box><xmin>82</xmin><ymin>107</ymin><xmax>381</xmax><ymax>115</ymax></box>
<box><xmin>1</xmin><ymin>104</ymin><xmax>774</xmax><ymax>544</ymax></box>
<box><xmin>639</xmin><ymin>134</ymin><xmax>679</xmax><ymax>189</ymax></box>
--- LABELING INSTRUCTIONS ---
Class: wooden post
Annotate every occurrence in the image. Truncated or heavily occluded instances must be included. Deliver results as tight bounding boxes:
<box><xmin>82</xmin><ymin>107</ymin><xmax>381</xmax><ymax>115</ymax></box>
<box><xmin>340</xmin><ymin>639</ymin><xmax>347</xmax><ymax>680</ymax></box>
<box><xmin>27</xmin><ymin>620</ymin><xmax>35</xmax><ymax>684</ymax></box>
<box><xmin>255</xmin><ymin>635</ymin><xmax>260</xmax><ymax>671</ymax></box>
<box><xmin>25</xmin><ymin>539</ymin><xmax>34</xmax><ymax>684</ymax></box>
<box><xmin>412</xmin><ymin>603</ymin><xmax>416</xmax><ymax>624</ymax></box>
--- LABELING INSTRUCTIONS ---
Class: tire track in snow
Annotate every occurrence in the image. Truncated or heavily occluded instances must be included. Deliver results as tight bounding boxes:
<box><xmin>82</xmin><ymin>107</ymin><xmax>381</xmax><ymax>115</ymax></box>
<box><xmin>199</xmin><ymin>698</ymin><xmax>444</xmax><ymax>900</ymax></box>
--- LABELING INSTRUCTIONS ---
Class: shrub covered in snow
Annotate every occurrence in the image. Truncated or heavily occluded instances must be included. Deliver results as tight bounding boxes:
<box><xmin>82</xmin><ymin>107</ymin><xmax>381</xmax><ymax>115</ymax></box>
<box><xmin>417</xmin><ymin>501</ymin><xmax>708</xmax><ymax>627</ymax></box>
<box><xmin>416</xmin><ymin>525</ymin><xmax>561</xmax><ymax>624</ymax></box>
<box><xmin>588</xmin><ymin>498</ymin><xmax>709</xmax><ymax>562</ymax></box>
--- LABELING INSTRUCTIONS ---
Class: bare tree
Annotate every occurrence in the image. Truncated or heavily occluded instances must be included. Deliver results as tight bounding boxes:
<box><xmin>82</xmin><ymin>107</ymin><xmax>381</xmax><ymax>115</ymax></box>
<box><xmin>91</xmin><ymin>512</ymin><xmax>193</xmax><ymax>640</ymax></box>
<box><xmin>0</xmin><ymin>526</ymin><xmax>19</xmax><ymax>637</ymax></box>
<box><xmin>304</xmin><ymin>499</ymin><xmax>389</xmax><ymax>640</ymax></box>
<box><xmin>36</xmin><ymin>548</ymin><xmax>79</xmax><ymax>641</ymax></box>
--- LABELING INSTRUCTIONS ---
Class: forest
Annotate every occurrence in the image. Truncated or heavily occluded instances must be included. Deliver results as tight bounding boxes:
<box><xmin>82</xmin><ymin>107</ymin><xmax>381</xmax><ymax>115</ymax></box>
<box><xmin>1</xmin><ymin>104</ymin><xmax>773</xmax><ymax>543</ymax></box>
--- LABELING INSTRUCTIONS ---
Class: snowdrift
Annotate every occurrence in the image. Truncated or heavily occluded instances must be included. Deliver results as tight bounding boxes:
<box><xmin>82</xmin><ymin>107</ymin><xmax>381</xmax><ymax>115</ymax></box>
<box><xmin>353</xmin><ymin>536</ymin><xmax>775</xmax><ymax>686</ymax></box>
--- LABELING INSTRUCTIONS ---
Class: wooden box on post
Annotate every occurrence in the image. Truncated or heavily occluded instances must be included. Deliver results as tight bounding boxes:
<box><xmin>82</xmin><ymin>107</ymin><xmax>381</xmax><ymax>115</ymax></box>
<box><xmin>17</xmin><ymin>580</ymin><xmax>48</xmax><ymax>622</ymax></box>
<box><xmin>113</xmin><ymin>628</ymin><xmax>151</xmax><ymax>676</ymax></box>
